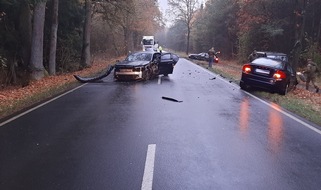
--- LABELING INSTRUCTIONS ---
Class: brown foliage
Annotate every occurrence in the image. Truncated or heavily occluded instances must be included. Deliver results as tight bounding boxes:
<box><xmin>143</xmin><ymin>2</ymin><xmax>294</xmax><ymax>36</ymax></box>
<box><xmin>237</xmin><ymin>0</ymin><xmax>269</xmax><ymax>33</ymax></box>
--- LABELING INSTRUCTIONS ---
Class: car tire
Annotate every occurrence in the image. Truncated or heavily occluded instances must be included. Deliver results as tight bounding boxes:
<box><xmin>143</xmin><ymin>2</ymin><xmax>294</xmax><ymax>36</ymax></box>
<box><xmin>279</xmin><ymin>83</ymin><xmax>289</xmax><ymax>95</ymax></box>
<box><xmin>240</xmin><ymin>81</ymin><xmax>248</xmax><ymax>90</ymax></box>
<box><xmin>144</xmin><ymin>68</ymin><xmax>151</xmax><ymax>81</ymax></box>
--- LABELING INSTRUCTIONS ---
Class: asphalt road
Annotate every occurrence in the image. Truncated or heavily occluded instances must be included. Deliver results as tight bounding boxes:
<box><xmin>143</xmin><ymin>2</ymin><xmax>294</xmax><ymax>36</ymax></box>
<box><xmin>1</xmin><ymin>58</ymin><xmax>321</xmax><ymax>190</ymax></box>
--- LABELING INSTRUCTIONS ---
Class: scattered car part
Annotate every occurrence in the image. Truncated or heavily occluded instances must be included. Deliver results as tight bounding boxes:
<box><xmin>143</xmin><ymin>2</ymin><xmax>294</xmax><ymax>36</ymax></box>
<box><xmin>74</xmin><ymin>65</ymin><xmax>115</xmax><ymax>83</ymax></box>
<box><xmin>296</xmin><ymin>72</ymin><xmax>306</xmax><ymax>82</ymax></box>
<box><xmin>162</xmin><ymin>96</ymin><xmax>183</xmax><ymax>103</ymax></box>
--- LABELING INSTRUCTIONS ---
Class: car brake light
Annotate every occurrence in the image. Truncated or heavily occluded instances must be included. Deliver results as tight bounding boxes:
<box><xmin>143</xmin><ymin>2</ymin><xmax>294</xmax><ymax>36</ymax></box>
<box><xmin>242</xmin><ymin>64</ymin><xmax>251</xmax><ymax>74</ymax></box>
<box><xmin>273</xmin><ymin>70</ymin><xmax>286</xmax><ymax>80</ymax></box>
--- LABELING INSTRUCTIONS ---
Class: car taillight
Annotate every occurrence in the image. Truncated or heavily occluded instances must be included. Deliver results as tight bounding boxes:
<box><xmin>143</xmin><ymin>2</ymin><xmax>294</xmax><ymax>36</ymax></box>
<box><xmin>273</xmin><ymin>70</ymin><xmax>286</xmax><ymax>80</ymax></box>
<box><xmin>242</xmin><ymin>64</ymin><xmax>251</xmax><ymax>74</ymax></box>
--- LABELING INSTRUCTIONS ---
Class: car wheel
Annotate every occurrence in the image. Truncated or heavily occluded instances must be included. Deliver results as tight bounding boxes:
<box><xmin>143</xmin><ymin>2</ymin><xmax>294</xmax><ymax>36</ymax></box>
<box><xmin>279</xmin><ymin>83</ymin><xmax>289</xmax><ymax>95</ymax></box>
<box><xmin>240</xmin><ymin>81</ymin><xmax>248</xmax><ymax>90</ymax></box>
<box><xmin>144</xmin><ymin>68</ymin><xmax>151</xmax><ymax>81</ymax></box>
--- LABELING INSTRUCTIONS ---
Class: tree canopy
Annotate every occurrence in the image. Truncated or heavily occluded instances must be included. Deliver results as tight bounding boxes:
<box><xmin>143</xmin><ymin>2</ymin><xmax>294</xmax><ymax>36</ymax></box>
<box><xmin>1</xmin><ymin>0</ymin><xmax>321</xmax><ymax>86</ymax></box>
<box><xmin>0</xmin><ymin>0</ymin><xmax>163</xmax><ymax>85</ymax></box>
<box><xmin>166</xmin><ymin>0</ymin><xmax>321</xmax><ymax>68</ymax></box>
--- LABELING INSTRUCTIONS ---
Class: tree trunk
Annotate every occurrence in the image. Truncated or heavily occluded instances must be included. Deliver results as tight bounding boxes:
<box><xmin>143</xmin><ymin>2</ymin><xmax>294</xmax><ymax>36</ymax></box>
<box><xmin>317</xmin><ymin>17</ymin><xmax>321</xmax><ymax>44</ymax></box>
<box><xmin>292</xmin><ymin>0</ymin><xmax>306</xmax><ymax>71</ymax></box>
<box><xmin>80</xmin><ymin>0</ymin><xmax>92</xmax><ymax>68</ymax></box>
<box><xmin>122</xmin><ymin>26</ymin><xmax>131</xmax><ymax>54</ymax></box>
<box><xmin>19</xmin><ymin>0</ymin><xmax>32</xmax><ymax>69</ymax></box>
<box><xmin>30</xmin><ymin>1</ymin><xmax>47</xmax><ymax>80</ymax></box>
<box><xmin>7</xmin><ymin>57</ymin><xmax>17</xmax><ymax>85</ymax></box>
<box><xmin>186</xmin><ymin>27</ymin><xmax>190</xmax><ymax>55</ymax></box>
<box><xmin>49</xmin><ymin>0</ymin><xmax>59</xmax><ymax>75</ymax></box>
<box><xmin>107</xmin><ymin>21</ymin><xmax>120</xmax><ymax>56</ymax></box>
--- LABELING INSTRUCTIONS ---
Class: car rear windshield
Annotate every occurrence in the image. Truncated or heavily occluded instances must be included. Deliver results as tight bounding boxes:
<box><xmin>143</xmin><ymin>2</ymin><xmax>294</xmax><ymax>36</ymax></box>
<box><xmin>252</xmin><ymin>58</ymin><xmax>284</xmax><ymax>69</ymax></box>
<box><xmin>266</xmin><ymin>55</ymin><xmax>288</xmax><ymax>62</ymax></box>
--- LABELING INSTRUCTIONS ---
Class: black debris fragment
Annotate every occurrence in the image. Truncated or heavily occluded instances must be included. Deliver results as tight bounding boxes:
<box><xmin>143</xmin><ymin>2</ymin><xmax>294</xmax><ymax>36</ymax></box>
<box><xmin>74</xmin><ymin>65</ymin><xmax>115</xmax><ymax>83</ymax></box>
<box><xmin>210</xmin><ymin>77</ymin><xmax>216</xmax><ymax>80</ymax></box>
<box><xmin>162</xmin><ymin>96</ymin><xmax>183</xmax><ymax>103</ymax></box>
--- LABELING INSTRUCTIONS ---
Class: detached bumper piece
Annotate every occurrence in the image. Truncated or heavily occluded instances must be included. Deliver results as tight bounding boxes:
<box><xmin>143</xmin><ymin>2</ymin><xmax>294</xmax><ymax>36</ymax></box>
<box><xmin>74</xmin><ymin>65</ymin><xmax>115</xmax><ymax>83</ymax></box>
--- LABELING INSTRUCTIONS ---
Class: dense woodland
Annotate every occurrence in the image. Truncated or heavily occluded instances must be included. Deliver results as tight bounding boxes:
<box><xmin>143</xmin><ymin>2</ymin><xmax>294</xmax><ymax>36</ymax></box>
<box><xmin>0</xmin><ymin>0</ymin><xmax>321</xmax><ymax>87</ymax></box>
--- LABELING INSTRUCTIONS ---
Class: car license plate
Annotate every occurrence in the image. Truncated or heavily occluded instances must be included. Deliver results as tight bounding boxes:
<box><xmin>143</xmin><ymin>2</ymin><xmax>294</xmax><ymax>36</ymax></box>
<box><xmin>255</xmin><ymin>68</ymin><xmax>270</xmax><ymax>75</ymax></box>
<box><xmin>120</xmin><ymin>69</ymin><xmax>132</xmax><ymax>72</ymax></box>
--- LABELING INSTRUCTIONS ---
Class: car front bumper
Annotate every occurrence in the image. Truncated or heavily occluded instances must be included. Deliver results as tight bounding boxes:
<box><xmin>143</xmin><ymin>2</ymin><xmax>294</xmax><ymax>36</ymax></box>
<box><xmin>114</xmin><ymin>71</ymin><xmax>143</xmax><ymax>80</ymax></box>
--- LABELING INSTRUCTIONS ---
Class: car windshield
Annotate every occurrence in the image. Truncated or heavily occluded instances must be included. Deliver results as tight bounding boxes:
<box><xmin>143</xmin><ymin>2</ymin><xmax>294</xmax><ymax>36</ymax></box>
<box><xmin>126</xmin><ymin>53</ymin><xmax>152</xmax><ymax>61</ymax></box>
<box><xmin>161</xmin><ymin>54</ymin><xmax>172</xmax><ymax>61</ymax></box>
<box><xmin>142</xmin><ymin>39</ymin><xmax>154</xmax><ymax>45</ymax></box>
<box><xmin>252</xmin><ymin>58</ymin><xmax>284</xmax><ymax>69</ymax></box>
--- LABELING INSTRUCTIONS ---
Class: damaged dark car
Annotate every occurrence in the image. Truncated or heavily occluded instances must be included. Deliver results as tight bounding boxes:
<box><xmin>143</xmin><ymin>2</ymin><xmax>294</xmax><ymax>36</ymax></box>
<box><xmin>74</xmin><ymin>51</ymin><xmax>179</xmax><ymax>83</ymax></box>
<box><xmin>114</xmin><ymin>51</ymin><xmax>179</xmax><ymax>81</ymax></box>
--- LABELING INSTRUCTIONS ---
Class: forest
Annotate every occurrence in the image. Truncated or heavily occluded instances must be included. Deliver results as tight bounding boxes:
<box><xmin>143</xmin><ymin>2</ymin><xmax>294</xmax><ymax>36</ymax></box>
<box><xmin>0</xmin><ymin>0</ymin><xmax>321</xmax><ymax>87</ymax></box>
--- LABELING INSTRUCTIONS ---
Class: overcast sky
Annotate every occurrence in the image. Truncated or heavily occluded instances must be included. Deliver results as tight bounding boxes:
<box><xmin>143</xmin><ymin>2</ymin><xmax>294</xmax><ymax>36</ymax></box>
<box><xmin>158</xmin><ymin>0</ymin><xmax>168</xmax><ymax>13</ymax></box>
<box><xmin>158</xmin><ymin>0</ymin><xmax>171</xmax><ymax>26</ymax></box>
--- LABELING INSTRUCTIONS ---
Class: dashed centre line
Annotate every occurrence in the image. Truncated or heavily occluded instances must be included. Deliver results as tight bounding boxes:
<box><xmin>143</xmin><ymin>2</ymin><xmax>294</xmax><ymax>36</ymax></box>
<box><xmin>141</xmin><ymin>144</ymin><xmax>156</xmax><ymax>190</ymax></box>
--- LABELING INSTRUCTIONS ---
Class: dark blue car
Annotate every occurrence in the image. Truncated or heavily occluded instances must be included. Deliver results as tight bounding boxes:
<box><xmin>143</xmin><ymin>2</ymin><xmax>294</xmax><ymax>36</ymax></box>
<box><xmin>240</xmin><ymin>57</ymin><xmax>298</xmax><ymax>95</ymax></box>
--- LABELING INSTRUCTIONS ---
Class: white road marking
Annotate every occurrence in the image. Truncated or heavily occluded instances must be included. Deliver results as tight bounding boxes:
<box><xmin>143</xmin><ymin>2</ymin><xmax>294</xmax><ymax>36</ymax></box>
<box><xmin>244</xmin><ymin>91</ymin><xmax>321</xmax><ymax>135</ymax></box>
<box><xmin>192</xmin><ymin>59</ymin><xmax>321</xmax><ymax>135</ymax></box>
<box><xmin>141</xmin><ymin>144</ymin><xmax>156</xmax><ymax>190</ymax></box>
<box><xmin>0</xmin><ymin>84</ymin><xmax>86</xmax><ymax>127</ymax></box>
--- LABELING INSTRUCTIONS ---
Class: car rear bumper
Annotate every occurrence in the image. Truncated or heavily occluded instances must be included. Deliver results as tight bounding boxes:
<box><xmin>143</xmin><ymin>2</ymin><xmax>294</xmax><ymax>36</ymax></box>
<box><xmin>240</xmin><ymin>73</ymin><xmax>286</xmax><ymax>91</ymax></box>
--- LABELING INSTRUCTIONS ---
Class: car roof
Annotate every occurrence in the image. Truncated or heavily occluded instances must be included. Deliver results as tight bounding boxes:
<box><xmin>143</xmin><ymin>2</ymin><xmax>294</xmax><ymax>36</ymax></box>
<box><xmin>251</xmin><ymin>57</ymin><xmax>285</xmax><ymax>69</ymax></box>
<box><xmin>134</xmin><ymin>51</ymin><xmax>157</xmax><ymax>54</ymax></box>
<box><xmin>256</xmin><ymin>51</ymin><xmax>287</xmax><ymax>56</ymax></box>
<box><xmin>256</xmin><ymin>51</ymin><xmax>288</xmax><ymax>61</ymax></box>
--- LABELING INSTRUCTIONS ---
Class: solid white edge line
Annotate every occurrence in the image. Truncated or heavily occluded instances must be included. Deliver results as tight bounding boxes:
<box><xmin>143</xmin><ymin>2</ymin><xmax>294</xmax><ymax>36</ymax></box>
<box><xmin>0</xmin><ymin>84</ymin><xmax>87</xmax><ymax>127</ymax></box>
<box><xmin>244</xmin><ymin>91</ymin><xmax>321</xmax><ymax>135</ymax></box>
<box><xmin>141</xmin><ymin>144</ymin><xmax>156</xmax><ymax>190</ymax></box>
<box><xmin>189</xmin><ymin>59</ymin><xmax>321</xmax><ymax>135</ymax></box>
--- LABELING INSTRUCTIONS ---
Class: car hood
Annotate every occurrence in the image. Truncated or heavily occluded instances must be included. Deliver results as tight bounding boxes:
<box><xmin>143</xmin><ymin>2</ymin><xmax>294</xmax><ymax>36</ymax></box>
<box><xmin>115</xmin><ymin>60</ymin><xmax>149</xmax><ymax>67</ymax></box>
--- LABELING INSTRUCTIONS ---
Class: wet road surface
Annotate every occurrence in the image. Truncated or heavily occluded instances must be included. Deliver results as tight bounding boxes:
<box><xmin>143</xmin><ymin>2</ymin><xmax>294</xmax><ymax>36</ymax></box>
<box><xmin>1</xmin><ymin>58</ymin><xmax>321</xmax><ymax>189</ymax></box>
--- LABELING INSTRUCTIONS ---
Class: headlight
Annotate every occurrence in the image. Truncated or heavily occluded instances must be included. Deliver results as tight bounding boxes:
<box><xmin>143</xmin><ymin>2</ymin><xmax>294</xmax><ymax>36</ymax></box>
<box><xmin>133</xmin><ymin>67</ymin><xmax>142</xmax><ymax>72</ymax></box>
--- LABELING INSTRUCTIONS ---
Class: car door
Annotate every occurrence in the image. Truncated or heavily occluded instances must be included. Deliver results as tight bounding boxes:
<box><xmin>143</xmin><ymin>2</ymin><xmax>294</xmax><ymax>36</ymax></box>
<box><xmin>286</xmin><ymin>63</ymin><xmax>298</xmax><ymax>89</ymax></box>
<box><xmin>158</xmin><ymin>53</ymin><xmax>179</xmax><ymax>75</ymax></box>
